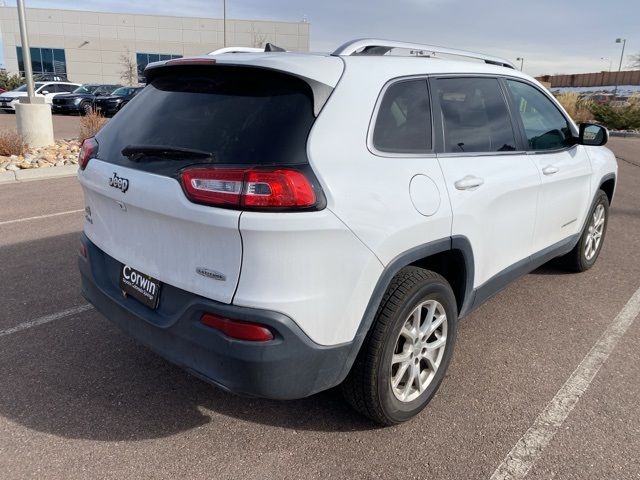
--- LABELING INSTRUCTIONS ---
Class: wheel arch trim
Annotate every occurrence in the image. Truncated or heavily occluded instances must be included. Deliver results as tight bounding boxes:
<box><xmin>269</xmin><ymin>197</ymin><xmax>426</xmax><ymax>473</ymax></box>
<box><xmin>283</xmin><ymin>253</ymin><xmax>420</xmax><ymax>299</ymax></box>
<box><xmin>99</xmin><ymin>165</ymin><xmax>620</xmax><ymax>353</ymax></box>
<box><xmin>336</xmin><ymin>235</ymin><xmax>474</xmax><ymax>384</ymax></box>
<box><xmin>598</xmin><ymin>172</ymin><xmax>616</xmax><ymax>204</ymax></box>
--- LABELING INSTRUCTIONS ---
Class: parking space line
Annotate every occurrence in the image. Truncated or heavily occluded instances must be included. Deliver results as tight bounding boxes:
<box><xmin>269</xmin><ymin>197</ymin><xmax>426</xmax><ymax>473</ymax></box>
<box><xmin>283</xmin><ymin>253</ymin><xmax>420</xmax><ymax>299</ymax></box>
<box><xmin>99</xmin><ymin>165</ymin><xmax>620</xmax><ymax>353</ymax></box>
<box><xmin>0</xmin><ymin>304</ymin><xmax>93</xmax><ymax>338</ymax></box>
<box><xmin>490</xmin><ymin>285</ymin><xmax>640</xmax><ymax>480</ymax></box>
<box><xmin>0</xmin><ymin>209</ymin><xmax>84</xmax><ymax>226</ymax></box>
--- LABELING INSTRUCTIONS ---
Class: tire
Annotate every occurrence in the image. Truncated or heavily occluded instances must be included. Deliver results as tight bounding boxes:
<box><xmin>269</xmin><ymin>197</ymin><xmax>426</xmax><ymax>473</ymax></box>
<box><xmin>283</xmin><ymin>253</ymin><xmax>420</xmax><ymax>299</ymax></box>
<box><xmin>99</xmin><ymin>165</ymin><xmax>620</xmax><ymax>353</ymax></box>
<box><xmin>342</xmin><ymin>266</ymin><xmax>458</xmax><ymax>425</ymax></box>
<box><xmin>80</xmin><ymin>101</ymin><xmax>92</xmax><ymax>115</ymax></box>
<box><xmin>562</xmin><ymin>190</ymin><xmax>609</xmax><ymax>272</ymax></box>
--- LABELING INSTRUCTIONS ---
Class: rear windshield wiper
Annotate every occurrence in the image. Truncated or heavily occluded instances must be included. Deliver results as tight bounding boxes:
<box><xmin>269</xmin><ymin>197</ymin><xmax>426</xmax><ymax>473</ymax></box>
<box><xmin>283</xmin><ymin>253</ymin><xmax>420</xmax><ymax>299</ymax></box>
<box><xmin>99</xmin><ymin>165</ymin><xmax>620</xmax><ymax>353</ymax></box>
<box><xmin>121</xmin><ymin>144</ymin><xmax>214</xmax><ymax>162</ymax></box>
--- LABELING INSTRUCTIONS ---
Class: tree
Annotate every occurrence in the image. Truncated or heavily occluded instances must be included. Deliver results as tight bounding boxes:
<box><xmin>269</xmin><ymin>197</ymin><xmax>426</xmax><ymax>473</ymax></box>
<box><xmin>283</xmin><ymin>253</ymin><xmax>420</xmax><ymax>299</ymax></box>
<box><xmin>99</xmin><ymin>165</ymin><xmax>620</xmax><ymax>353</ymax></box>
<box><xmin>0</xmin><ymin>69</ymin><xmax>23</xmax><ymax>91</ymax></box>
<box><xmin>250</xmin><ymin>25</ymin><xmax>267</xmax><ymax>49</ymax></box>
<box><xmin>630</xmin><ymin>52</ymin><xmax>640</xmax><ymax>68</ymax></box>
<box><xmin>119</xmin><ymin>49</ymin><xmax>137</xmax><ymax>86</ymax></box>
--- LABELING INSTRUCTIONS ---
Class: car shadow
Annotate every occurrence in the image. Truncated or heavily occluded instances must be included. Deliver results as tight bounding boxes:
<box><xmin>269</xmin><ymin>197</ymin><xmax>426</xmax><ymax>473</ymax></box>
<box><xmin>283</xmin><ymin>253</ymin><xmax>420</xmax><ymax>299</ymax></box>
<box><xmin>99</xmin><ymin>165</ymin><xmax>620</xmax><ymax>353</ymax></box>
<box><xmin>529</xmin><ymin>257</ymin><xmax>570</xmax><ymax>275</ymax></box>
<box><xmin>0</xmin><ymin>231</ymin><xmax>378</xmax><ymax>441</ymax></box>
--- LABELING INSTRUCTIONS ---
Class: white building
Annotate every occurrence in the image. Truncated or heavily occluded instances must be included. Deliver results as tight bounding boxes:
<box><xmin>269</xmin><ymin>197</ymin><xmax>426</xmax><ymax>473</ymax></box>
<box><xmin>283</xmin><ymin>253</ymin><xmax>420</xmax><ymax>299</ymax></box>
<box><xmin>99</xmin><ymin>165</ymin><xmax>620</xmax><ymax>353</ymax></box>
<box><xmin>0</xmin><ymin>7</ymin><xmax>310</xmax><ymax>84</ymax></box>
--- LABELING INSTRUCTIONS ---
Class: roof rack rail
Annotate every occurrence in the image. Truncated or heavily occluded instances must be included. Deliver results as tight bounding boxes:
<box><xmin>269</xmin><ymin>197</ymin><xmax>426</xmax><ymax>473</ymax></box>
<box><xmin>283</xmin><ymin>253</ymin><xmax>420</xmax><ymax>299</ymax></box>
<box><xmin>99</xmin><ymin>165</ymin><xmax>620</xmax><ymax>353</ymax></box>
<box><xmin>332</xmin><ymin>38</ymin><xmax>515</xmax><ymax>69</ymax></box>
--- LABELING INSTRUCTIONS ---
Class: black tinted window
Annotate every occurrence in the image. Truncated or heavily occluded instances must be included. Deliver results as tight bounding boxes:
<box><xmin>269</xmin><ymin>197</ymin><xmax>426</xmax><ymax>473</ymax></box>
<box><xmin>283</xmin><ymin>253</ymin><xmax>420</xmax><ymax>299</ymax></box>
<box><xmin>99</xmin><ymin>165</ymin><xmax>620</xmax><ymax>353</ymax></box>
<box><xmin>373</xmin><ymin>79</ymin><xmax>431</xmax><ymax>153</ymax></box>
<box><xmin>435</xmin><ymin>77</ymin><xmax>517</xmax><ymax>153</ymax></box>
<box><xmin>96</xmin><ymin>67</ymin><xmax>316</xmax><ymax>174</ymax></box>
<box><xmin>506</xmin><ymin>80</ymin><xmax>573</xmax><ymax>150</ymax></box>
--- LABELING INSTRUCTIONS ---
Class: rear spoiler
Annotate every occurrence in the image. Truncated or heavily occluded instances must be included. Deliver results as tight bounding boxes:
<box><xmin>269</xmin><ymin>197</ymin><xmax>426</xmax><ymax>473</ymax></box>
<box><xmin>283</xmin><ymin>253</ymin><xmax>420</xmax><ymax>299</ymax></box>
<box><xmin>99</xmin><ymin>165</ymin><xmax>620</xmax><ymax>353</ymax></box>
<box><xmin>143</xmin><ymin>57</ymin><xmax>335</xmax><ymax>116</ymax></box>
<box><xmin>208</xmin><ymin>43</ymin><xmax>287</xmax><ymax>55</ymax></box>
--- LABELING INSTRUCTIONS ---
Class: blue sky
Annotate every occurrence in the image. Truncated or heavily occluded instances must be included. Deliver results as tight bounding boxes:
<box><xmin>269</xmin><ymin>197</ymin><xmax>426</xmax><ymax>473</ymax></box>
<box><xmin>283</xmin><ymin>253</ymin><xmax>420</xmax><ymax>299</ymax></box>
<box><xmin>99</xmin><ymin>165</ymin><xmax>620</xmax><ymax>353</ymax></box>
<box><xmin>2</xmin><ymin>0</ymin><xmax>639</xmax><ymax>76</ymax></box>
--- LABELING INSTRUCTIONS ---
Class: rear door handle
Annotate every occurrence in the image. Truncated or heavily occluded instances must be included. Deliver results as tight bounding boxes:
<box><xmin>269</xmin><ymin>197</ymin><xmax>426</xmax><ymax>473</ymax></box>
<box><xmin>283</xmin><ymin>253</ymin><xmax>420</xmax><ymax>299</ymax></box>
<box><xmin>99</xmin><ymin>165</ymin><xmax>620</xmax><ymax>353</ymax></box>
<box><xmin>542</xmin><ymin>165</ymin><xmax>559</xmax><ymax>175</ymax></box>
<box><xmin>454</xmin><ymin>175</ymin><xmax>484</xmax><ymax>190</ymax></box>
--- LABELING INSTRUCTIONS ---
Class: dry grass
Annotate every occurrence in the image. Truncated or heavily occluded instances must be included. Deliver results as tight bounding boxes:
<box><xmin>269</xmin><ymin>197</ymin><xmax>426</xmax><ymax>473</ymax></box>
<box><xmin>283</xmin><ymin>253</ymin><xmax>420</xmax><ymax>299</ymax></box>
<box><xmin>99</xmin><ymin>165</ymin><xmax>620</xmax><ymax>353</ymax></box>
<box><xmin>555</xmin><ymin>92</ymin><xmax>594</xmax><ymax>123</ymax></box>
<box><xmin>0</xmin><ymin>129</ymin><xmax>28</xmax><ymax>156</ymax></box>
<box><xmin>79</xmin><ymin>108</ymin><xmax>108</xmax><ymax>140</ymax></box>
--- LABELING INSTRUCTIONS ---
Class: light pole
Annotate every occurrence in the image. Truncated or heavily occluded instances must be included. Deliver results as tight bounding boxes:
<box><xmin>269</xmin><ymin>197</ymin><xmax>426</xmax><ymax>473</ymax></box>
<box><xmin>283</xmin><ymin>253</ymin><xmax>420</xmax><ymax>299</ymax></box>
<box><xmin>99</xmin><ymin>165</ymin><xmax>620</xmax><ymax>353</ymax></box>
<box><xmin>16</xmin><ymin>0</ymin><xmax>35</xmax><ymax>100</ymax></box>
<box><xmin>15</xmin><ymin>0</ymin><xmax>54</xmax><ymax>147</ymax></box>
<box><xmin>222</xmin><ymin>0</ymin><xmax>226</xmax><ymax>47</ymax></box>
<box><xmin>613</xmin><ymin>38</ymin><xmax>626</xmax><ymax>97</ymax></box>
<box><xmin>516</xmin><ymin>57</ymin><xmax>524</xmax><ymax>71</ymax></box>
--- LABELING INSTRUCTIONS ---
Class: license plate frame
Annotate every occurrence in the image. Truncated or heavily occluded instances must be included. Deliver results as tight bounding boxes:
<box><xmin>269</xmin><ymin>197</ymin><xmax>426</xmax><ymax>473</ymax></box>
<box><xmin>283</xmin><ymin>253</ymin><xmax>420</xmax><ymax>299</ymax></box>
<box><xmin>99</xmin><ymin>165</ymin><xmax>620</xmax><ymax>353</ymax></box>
<box><xmin>120</xmin><ymin>265</ymin><xmax>161</xmax><ymax>309</ymax></box>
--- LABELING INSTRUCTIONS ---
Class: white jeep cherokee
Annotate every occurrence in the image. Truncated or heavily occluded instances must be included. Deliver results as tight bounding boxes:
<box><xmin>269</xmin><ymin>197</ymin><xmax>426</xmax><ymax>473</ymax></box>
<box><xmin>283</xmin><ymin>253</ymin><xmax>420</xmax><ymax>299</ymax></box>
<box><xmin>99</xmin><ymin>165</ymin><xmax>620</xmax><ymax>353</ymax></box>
<box><xmin>78</xmin><ymin>39</ymin><xmax>617</xmax><ymax>425</ymax></box>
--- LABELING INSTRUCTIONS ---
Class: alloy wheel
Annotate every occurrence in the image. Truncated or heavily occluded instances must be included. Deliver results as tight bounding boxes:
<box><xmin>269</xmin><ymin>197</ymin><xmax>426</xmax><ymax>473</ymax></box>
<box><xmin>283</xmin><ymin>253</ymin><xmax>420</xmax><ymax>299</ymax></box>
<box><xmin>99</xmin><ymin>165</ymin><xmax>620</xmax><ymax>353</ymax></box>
<box><xmin>585</xmin><ymin>203</ymin><xmax>605</xmax><ymax>261</ymax></box>
<box><xmin>390</xmin><ymin>299</ymin><xmax>448</xmax><ymax>402</ymax></box>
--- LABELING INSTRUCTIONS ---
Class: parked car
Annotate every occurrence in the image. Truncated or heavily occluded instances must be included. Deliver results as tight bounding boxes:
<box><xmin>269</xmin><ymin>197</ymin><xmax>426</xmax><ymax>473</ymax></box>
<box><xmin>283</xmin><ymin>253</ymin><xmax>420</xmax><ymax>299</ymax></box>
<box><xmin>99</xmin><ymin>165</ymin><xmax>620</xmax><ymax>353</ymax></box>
<box><xmin>0</xmin><ymin>81</ymin><xmax>80</xmax><ymax>112</ymax></box>
<box><xmin>77</xmin><ymin>40</ymin><xmax>617</xmax><ymax>425</ymax></box>
<box><xmin>52</xmin><ymin>84</ymin><xmax>122</xmax><ymax>115</ymax></box>
<box><xmin>93</xmin><ymin>86</ymin><xmax>144</xmax><ymax>116</ymax></box>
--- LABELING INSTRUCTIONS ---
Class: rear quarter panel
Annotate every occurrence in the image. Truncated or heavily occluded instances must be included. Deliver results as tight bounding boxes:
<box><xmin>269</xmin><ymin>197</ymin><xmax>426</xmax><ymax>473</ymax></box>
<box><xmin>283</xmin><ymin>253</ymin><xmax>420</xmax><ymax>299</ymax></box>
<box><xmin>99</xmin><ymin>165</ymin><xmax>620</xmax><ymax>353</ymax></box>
<box><xmin>307</xmin><ymin>58</ymin><xmax>453</xmax><ymax>266</ymax></box>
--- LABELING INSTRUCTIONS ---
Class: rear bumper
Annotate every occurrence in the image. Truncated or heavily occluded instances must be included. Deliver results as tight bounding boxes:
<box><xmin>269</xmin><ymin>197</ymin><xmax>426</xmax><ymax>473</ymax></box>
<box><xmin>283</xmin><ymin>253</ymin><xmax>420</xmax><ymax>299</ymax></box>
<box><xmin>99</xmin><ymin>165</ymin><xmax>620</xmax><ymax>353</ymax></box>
<box><xmin>79</xmin><ymin>233</ymin><xmax>352</xmax><ymax>399</ymax></box>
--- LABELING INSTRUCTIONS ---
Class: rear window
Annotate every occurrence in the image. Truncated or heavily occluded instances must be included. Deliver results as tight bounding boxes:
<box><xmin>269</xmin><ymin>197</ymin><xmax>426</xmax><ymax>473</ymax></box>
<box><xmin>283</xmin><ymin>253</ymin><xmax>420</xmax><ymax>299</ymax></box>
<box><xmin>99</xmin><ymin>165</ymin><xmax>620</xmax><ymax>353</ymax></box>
<box><xmin>96</xmin><ymin>67</ymin><xmax>316</xmax><ymax>175</ymax></box>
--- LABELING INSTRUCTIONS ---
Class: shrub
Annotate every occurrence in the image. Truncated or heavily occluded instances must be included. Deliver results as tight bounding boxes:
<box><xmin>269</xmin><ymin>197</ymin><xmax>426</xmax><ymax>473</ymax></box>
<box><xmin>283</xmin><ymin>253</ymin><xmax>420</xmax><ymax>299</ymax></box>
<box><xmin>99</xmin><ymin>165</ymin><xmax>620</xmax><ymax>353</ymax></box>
<box><xmin>589</xmin><ymin>103</ymin><xmax>640</xmax><ymax>130</ymax></box>
<box><xmin>0</xmin><ymin>129</ymin><xmax>28</xmax><ymax>156</ymax></box>
<box><xmin>79</xmin><ymin>108</ymin><xmax>107</xmax><ymax>140</ymax></box>
<box><xmin>0</xmin><ymin>70</ymin><xmax>23</xmax><ymax>91</ymax></box>
<box><xmin>555</xmin><ymin>92</ymin><xmax>593</xmax><ymax>123</ymax></box>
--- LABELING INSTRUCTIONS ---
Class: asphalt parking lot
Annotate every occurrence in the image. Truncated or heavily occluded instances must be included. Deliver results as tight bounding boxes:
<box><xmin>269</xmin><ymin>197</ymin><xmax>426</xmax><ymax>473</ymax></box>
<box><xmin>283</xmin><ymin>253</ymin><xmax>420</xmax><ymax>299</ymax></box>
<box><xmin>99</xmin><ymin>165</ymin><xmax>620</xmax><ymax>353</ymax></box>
<box><xmin>1</xmin><ymin>137</ymin><xmax>639</xmax><ymax>480</ymax></box>
<box><xmin>0</xmin><ymin>112</ymin><xmax>86</xmax><ymax>139</ymax></box>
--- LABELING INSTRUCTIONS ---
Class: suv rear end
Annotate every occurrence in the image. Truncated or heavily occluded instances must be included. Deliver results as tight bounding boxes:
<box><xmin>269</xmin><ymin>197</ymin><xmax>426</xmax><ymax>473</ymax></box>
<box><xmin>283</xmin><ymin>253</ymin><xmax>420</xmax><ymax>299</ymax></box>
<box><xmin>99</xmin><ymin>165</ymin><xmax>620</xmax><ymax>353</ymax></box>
<box><xmin>77</xmin><ymin>55</ymin><xmax>382</xmax><ymax>399</ymax></box>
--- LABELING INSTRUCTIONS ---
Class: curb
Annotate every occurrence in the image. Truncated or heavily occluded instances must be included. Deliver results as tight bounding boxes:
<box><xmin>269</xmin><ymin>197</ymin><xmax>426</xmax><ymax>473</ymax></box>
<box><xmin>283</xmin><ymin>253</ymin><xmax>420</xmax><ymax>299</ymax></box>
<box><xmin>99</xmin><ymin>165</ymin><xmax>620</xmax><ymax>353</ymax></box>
<box><xmin>610</xmin><ymin>131</ymin><xmax>640</xmax><ymax>138</ymax></box>
<box><xmin>0</xmin><ymin>165</ymin><xmax>78</xmax><ymax>184</ymax></box>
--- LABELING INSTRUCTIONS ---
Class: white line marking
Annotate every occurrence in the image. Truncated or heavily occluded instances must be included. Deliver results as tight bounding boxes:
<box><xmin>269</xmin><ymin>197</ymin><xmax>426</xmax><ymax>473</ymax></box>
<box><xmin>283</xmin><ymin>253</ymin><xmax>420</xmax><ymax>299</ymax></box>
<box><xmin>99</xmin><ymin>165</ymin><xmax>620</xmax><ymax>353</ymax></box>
<box><xmin>0</xmin><ymin>304</ymin><xmax>93</xmax><ymax>338</ymax></box>
<box><xmin>490</xmin><ymin>285</ymin><xmax>640</xmax><ymax>480</ymax></box>
<box><xmin>0</xmin><ymin>209</ymin><xmax>84</xmax><ymax>226</ymax></box>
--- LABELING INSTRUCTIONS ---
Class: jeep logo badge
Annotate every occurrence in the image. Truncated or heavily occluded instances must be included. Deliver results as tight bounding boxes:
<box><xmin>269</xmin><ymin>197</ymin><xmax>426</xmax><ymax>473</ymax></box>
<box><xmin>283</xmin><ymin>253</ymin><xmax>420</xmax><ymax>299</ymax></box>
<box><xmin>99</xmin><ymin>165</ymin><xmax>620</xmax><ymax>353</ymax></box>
<box><xmin>109</xmin><ymin>172</ymin><xmax>129</xmax><ymax>193</ymax></box>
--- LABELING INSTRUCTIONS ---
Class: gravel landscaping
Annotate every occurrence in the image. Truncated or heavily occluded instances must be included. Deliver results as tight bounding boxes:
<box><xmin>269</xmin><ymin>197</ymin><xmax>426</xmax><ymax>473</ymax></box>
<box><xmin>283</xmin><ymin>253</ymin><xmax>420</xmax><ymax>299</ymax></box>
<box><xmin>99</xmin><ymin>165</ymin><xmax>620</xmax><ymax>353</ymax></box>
<box><xmin>0</xmin><ymin>139</ymin><xmax>80</xmax><ymax>172</ymax></box>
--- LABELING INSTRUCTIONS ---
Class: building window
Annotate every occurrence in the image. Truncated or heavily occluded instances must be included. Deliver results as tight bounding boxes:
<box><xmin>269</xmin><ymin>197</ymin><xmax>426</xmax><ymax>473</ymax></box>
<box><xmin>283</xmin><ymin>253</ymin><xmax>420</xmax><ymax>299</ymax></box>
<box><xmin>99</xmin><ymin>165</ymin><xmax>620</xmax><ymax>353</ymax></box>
<box><xmin>136</xmin><ymin>52</ymin><xmax>182</xmax><ymax>83</ymax></box>
<box><xmin>16</xmin><ymin>46</ymin><xmax>67</xmax><ymax>80</ymax></box>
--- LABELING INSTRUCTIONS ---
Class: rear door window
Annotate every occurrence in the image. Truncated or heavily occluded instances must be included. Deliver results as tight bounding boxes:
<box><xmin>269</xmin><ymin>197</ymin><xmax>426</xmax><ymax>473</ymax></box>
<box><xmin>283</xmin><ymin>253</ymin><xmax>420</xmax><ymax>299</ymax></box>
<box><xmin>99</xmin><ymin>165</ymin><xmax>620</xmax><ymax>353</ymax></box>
<box><xmin>41</xmin><ymin>83</ymin><xmax>57</xmax><ymax>93</ymax></box>
<box><xmin>372</xmin><ymin>79</ymin><xmax>432</xmax><ymax>154</ymax></box>
<box><xmin>434</xmin><ymin>77</ymin><xmax>517</xmax><ymax>153</ymax></box>
<box><xmin>95</xmin><ymin>66</ymin><xmax>317</xmax><ymax>175</ymax></box>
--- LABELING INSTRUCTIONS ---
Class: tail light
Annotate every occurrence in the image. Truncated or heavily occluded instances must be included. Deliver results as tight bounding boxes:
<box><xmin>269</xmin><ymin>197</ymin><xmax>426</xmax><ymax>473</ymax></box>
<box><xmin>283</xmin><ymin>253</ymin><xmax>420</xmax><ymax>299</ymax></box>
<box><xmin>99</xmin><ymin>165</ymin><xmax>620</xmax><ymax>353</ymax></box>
<box><xmin>78</xmin><ymin>137</ymin><xmax>98</xmax><ymax>170</ymax></box>
<box><xmin>201</xmin><ymin>313</ymin><xmax>274</xmax><ymax>342</ymax></box>
<box><xmin>181</xmin><ymin>167</ymin><xmax>317</xmax><ymax>210</ymax></box>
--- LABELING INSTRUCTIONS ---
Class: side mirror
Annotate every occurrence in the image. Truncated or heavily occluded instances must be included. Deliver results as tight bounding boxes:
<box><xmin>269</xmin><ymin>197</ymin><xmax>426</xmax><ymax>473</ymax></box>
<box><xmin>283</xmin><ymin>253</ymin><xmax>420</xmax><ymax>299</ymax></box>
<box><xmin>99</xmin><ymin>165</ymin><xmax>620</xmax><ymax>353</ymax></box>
<box><xmin>40</xmin><ymin>90</ymin><xmax>49</xmax><ymax>95</ymax></box>
<box><xmin>578</xmin><ymin>123</ymin><xmax>608</xmax><ymax>146</ymax></box>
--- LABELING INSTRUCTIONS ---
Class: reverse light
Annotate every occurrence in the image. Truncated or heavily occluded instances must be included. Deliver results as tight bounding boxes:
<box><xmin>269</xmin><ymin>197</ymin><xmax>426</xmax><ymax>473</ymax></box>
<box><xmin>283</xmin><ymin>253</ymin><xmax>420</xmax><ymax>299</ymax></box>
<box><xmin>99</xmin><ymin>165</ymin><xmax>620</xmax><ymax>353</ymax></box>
<box><xmin>78</xmin><ymin>137</ymin><xmax>98</xmax><ymax>170</ymax></box>
<box><xmin>181</xmin><ymin>167</ymin><xmax>317</xmax><ymax>210</ymax></box>
<box><xmin>200</xmin><ymin>313</ymin><xmax>274</xmax><ymax>342</ymax></box>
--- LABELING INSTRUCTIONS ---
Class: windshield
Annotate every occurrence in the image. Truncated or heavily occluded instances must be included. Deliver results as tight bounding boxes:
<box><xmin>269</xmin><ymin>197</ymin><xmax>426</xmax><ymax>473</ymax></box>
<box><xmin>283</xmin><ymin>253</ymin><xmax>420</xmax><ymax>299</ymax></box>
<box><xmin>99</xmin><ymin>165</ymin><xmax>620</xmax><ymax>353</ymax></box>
<box><xmin>96</xmin><ymin>67</ymin><xmax>316</xmax><ymax>176</ymax></box>
<box><xmin>73</xmin><ymin>85</ymin><xmax>99</xmax><ymax>94</ymax></box>
<box><xmin>111</xmin><ymin>87</ymin><xmax>136</xmax><ymax>97</ymax></box>
<box><xmin>14</xmin><ymin>82</ymin><xmax>45</xmax><ymax>92</ymax></box>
